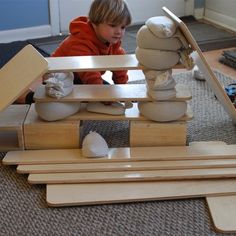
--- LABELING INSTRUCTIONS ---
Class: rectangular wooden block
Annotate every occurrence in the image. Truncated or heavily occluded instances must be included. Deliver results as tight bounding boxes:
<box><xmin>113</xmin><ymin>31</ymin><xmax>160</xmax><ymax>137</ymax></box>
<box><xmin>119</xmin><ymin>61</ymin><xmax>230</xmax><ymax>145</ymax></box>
<box><xmin>130</xmin><ymin>120</ymin><xmax>186</xmax><ymax>147</ymax></box>
<box><xmin>24</xmin><ymin>104</ymin><xmax>81</xmax><ymax>149</ymax></box>
<box><xmin>0</xmin><ymin>105</ymin><xmax>30</xmax><ymax>151</ymax></box>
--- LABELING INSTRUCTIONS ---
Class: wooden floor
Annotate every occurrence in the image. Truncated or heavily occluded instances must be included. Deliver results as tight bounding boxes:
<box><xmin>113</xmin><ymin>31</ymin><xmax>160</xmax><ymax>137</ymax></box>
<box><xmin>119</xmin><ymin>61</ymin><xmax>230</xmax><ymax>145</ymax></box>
<box><xmin>173</xmin><ymin>47</ymin><xmax>236</xmax><ymax>80</ymax></box>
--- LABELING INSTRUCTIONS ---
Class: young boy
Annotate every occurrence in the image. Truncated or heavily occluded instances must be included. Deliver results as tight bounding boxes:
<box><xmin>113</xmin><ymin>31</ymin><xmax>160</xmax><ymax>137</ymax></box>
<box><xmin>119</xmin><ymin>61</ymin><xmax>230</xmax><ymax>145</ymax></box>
<box><xmin>51</xmin><ymin>0</ymin><xmax>132</xmax><ymax>85</ymax></box>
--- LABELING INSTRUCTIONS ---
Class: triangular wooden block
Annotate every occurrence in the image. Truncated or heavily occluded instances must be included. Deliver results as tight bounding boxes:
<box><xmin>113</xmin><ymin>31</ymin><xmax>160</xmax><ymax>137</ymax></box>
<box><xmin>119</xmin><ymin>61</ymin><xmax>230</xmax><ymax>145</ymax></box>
<box><xmin>0</xmin><ymin>45</ymin><xmax>48</xmax><ymax>112</ymax></box>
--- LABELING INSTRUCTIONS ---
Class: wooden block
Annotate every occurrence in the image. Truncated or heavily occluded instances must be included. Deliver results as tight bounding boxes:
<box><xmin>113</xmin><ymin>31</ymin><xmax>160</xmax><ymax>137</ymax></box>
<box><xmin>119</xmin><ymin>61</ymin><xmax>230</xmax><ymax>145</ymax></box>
<box><xmin>28</xmin><ymin>167</ymin><xmax>236</xmax><ymax>184</ymax></box>
<box><xmin>17</xmin><ymin>158</ymin><xmax>236</xmax><ymax>174</ymax></box>
<box><xmin>33</xmin><ymin>84</ymin><xmax>192</xmax><ymax>102</ymax></box>
<box><xmin>46</xmin><ymin>179</ymin><xmax>236</xmax><ymax>207</ymax></box>
<box><xmin>23</xmin><ymin>104</ymin><xmax>81</xmax><ymax>149</ymax></box>
<box><xmin>0</xmin><ymin>105</ymin><xmax>30</xmax><ymax>151</ymax></box>
<box><xmin>3</xmin><ymin>145</ymin><xmax>236</xmax><ymax>165</ymax></box>
<box><xmin>207</xmin><ymin>195</ymin><xmax>236</xmax><ymax>233</ymax></box>
<box><xmin>0</xmin><ymin>45</ymin><xmax>48</xmax><ymax>112</ymax></box>
<box><xmin>130</xmin><ymin>120</ymin><xmax>186</xmax><ymax>147</ymax></box>
<box><xmin>46</xmin><ymin>54</ymin><xmax>185</xmax><ymax>73</ymax></box>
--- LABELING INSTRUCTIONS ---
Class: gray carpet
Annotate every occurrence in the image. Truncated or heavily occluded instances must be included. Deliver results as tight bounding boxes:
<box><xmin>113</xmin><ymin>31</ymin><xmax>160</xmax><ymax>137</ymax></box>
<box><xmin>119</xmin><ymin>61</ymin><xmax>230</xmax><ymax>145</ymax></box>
<box><xmin>1</xmin><ymin>71</ymin><xmax>236</xmax><ymax>236</ymax></box>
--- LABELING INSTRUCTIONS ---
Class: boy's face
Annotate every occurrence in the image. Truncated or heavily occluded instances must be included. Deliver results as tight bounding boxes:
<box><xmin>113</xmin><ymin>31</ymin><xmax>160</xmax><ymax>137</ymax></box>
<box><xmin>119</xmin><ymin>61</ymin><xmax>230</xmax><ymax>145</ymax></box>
<box><xmin>93</xmin><ymin>21</ymin><xmax>127</xmax><ymax>44</ymax></box>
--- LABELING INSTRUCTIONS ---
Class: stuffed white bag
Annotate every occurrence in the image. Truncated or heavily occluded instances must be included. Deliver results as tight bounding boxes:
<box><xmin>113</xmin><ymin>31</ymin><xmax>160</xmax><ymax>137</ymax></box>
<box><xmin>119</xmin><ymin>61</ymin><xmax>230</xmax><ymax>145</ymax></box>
<box><xmin>45</xmin><ymin>72</ymin><xmax>74</xmax><ymax>98</ymax></box>
<box><xmin>35</xmin><ymin>102</ymin><xmax>81</xmax><ymax>121</ymax></box>
<box><xmin>82</xmin><ymin>131</ymin><xmax>109</xmax><ymax>158</ymax></box>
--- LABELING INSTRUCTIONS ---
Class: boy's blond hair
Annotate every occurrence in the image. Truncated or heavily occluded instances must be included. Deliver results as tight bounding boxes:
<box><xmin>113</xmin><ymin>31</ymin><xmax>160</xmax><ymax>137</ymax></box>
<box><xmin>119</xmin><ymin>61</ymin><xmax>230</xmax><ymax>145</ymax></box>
<box><xmin>89</xmin><ymin>0</ymin><xmax>132</xmax><ymax>26</ymax></box>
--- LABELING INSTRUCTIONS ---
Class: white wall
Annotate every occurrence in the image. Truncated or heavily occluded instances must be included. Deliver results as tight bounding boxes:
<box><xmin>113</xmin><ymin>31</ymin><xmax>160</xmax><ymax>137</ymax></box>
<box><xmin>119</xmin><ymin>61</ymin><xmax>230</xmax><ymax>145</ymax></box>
<box><xmin>59</xmin><ymin>0</ymin><xmax>188</xmax><ymax>34</ymax></box>
<box><xmin>204</xmin><ymin>0</ymin><xmax>236</xmax><ymax>31</ymax></box>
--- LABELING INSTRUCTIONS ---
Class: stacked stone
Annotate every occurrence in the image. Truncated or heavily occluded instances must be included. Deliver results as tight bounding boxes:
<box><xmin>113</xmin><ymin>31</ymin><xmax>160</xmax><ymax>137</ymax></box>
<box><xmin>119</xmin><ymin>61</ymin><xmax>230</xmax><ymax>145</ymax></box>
<box><xmin>135</xmin><ymin>16</ymin><xmax>193</xmax><ymax>122</ymax></box>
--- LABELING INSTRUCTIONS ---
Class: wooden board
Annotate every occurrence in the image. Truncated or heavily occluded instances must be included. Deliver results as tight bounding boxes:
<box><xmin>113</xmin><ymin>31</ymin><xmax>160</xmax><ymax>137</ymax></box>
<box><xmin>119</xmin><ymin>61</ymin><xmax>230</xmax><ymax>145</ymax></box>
<box><xmin>3</xmin><ymin>145</ymin><xmax>236</xmax><ymax>165</ymax></box>
<box><xmin>0</xmin><ymin>45</ymin><xmax>48</xmax><ymax>112</ymax></box>
<box><xmin>33</xmin><ymin>83</ymin><xmax>191</xmax><ymax>102</ymax></box>
<box><xmin>28</xmin><ymin>167</ymin><xmax>236</xmax><ymax>184</ymax></box>
<box><xmin>17</xmin><ymin>158</ymin><xmax>236</xmax><ymax>174</ymax></box>
<box><xmin>207</xmin><ymin>195</ymin><xmax>236</xmax><ymax>233</ymax></box>
<box><xmin>61</xmin><ymin>102</ymin><xmax>193</xmax><ymax>122</ymax></box>
<box><xmin>46</xmin><ymin>54</ymin><xmax>184</xmax><ymax>73</ymax></box>
<box><xmin>46</xmin><ymin>179</ymin><xmax>236</xmax><ymax>207</ymax></box>
<box><xmin>162</xmin><ymin>7</ymin><xmax>236</xmax><ymax>124</ymax></box>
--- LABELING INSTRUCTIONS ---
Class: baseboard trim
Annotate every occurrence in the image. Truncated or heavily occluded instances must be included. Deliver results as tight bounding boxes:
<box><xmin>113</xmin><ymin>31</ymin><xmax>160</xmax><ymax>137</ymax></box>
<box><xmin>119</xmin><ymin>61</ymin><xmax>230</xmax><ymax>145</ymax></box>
<box><xmin>0</xmin><ymin>25</ymin><xmax>52</xmax><ymax>43</ymax></box>
<box><xmin>204</xmin><ymin>9</ymin><xmax>236</xmax><ymax>32</ymax></box>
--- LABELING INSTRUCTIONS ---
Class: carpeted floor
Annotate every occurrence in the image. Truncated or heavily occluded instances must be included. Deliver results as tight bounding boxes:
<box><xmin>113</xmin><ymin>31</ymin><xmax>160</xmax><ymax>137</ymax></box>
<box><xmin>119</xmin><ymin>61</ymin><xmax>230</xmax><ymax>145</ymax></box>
<box><xmin>1</xmin><ymin>70</ymin><xmax>236</xmax><ymax>236</ymax></box>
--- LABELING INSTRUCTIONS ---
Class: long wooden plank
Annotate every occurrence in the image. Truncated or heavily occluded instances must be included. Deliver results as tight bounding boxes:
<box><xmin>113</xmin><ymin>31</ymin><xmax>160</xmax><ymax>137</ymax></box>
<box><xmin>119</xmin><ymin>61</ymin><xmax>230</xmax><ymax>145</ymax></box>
<box><xmin>34</xmin><ymin>83</ymin><xmax>191</xmax><ymax>102</ymax></box>
<box><xmin>0</xmin><ymin>45</ymin><xmax>48</xmax><ymax>112</ymax></box>
<box><xmin>162</xmin><ymin>7</ymin><xmax>236</xmax><ymax>123</ymax></box>
<box><xmin>17</xmin><ymin>158</ymin><xmax>236</xmax><ymax>174</ymax></box>
<box><xmin>46</xmin><ymin>54</ymin><xmax>185</xmax><ymax>73</ymax></box>
<box><xmin>3</xmin><ymin>145</ymin><xmax>236</xmax><ymax>165</ymax></box>
<box><xmin>63</xmin><ymin>102</ymin><xmax>193</xmax><ymax>121</ymax></box>
<box><xmin>207</xmin><ymin>195</ymin><xmax>236</xmax><ymax>233</ymax></box>
<box><xmin>28</xmin><ymin>168</ymin><xmax>236</xmax><ymax>184</ymax></box>
<box><xmin>46</xmin><ymin>179</ymin><xmax>236</xmax><ymax>207</ymax></box>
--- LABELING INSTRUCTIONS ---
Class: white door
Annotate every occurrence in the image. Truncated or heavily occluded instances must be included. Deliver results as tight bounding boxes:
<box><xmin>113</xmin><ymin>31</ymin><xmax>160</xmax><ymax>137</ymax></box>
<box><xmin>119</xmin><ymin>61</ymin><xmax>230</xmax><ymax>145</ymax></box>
<box><xmin>58</xmin><ymin>0</ymin><xmax>192</xmax><ymax>34</ymax></box>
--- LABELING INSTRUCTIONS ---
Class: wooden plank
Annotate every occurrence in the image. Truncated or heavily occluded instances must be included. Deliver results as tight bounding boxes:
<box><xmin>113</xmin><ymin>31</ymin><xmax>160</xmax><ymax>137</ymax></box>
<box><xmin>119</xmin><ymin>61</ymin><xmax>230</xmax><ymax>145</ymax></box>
<box><xmin>17</xmin><ymin>158</ymin><xmax>236</xmax><ymax>174</ymax></box>
<box><xmin>62</xmin><ymin>102</ymin><xmax>193</xmax><ymax>121</ymax></box>
<box><xmin>162</xmin><ymin>7</ymin><xmax>236</xmax><ymax>124</ymax></box>
<box><xmin>3</xmin><ymin>145</ymin><xmax>236</xmax><ymax>165</ymax></box>
<box><xmin>46</xmin><ymin>179</ymin><xmax>236</xmax><ymax>207</ymax></box>
<box><xmin>207</xmin><ymin>195</ymin><xmax>236</xmax><ymax>233</ymax></box>
<box><xmin>46</xmin><ymin>54</ymin><xmax>185</xmax><ymax>73</ymax></box>
<box><xmin>0</xmin><ymin>45</ymin><xmax>48</xmax><ymax>112</ymax></box>
<box><xmin>28</xmin><ymin>168</ymin><xmax>236</xmax><ymax>184</ymax></box>
<box><xmin>33</xmin><ymin>84</ymin><xmax>192</xmax><ymax>102</ymax></box>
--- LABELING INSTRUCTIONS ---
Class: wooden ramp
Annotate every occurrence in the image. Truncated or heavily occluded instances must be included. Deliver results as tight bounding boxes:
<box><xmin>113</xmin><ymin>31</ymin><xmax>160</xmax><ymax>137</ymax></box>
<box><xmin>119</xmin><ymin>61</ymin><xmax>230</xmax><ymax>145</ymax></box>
<box><xmin>0</xmin><ymin>45</ymin><xmax>48</xmax><ymax>112</ymax></box>
<box><xmin>162</xmin><ymin>7</ymin><xmax>236</xmax><ymax>124</ymax></box>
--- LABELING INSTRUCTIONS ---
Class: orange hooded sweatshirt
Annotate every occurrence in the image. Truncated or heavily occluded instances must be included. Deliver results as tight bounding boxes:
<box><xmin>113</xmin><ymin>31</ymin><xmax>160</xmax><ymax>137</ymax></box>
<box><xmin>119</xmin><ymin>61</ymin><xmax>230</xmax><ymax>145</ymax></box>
<box><xmin>51</xmin><ymin>16</ymin><xmax>128</xmax><ymax>84</ymax></box>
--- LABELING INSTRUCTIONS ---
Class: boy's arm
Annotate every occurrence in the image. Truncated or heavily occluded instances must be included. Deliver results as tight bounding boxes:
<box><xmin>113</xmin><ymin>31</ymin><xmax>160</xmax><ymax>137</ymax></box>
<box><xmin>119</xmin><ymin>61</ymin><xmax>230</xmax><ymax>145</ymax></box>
<box><xmin>111</xmin><ymin>45</ymin><xmax>129</xmax><ymax>84</ymax></box>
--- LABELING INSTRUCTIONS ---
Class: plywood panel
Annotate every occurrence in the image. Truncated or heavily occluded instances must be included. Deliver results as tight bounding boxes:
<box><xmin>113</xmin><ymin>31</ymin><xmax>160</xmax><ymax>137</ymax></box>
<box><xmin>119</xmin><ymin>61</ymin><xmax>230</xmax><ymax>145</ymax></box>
<box><xmin>46</xmin><ymin>179</ymin><xmax>236</xmax><ymax>207</ymax></box>
<box><xmin>207</xmin><ymin>195</ymin><xmax>236</xmax><ymax>233</ymax></box>
<box><xmin>3</xmin><ymin>145</ymin><xmax>236</xmax><ymax>165</ymax></box>
<box><xmin>0</xmin><ymin>45</ymin><xmax>48</xmax><ymax>112</ymax></box>
<box><xmin>28</xmin><ymin>167</ymin><xmax>236</xmax><ymax>184</ymax></box>
<box><xmin>34</xmin><ymin>84</ymin><xmax>191</xmax><ymax>102</ymax></box>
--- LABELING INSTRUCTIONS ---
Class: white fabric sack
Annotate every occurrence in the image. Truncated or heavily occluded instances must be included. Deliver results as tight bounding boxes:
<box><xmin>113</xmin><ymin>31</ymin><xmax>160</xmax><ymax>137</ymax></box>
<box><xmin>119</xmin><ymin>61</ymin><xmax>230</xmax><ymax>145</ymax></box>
<box><xmin>138</xmin><ymin>101</ymin><xmax>187</xmax><ymax>122</ymax></box>
<box><xmin>136</xmin><ymin>25</ymin><xmax>182</xmax><ymax>50</ymax></box>
<box><xmin>35</xmin><ymin>102</ymin><xmax>81</xmax><ymax>121</ymax></box>
<box><xmin>146</xmin><ymin>78</ymin><xmax>176</xmax><ymax>91</ymax></box>
<box><xmin>45</xmin><ymin>72</ymin><xmax>74</xmax><ymax>98</ymax></box>
<box><xmin>82</xmin><ymin>131</ymin><xmax>109</xmax><ymax>158</ymax></box>
<box><xmin>142</xmin><ymin>69</ymin><xmax>172</xmax><ymax>80</ymax></box>
<box><xmin>146</xmin><ymin>16</ymin><xmax>177</xmax><ymax>38</ymax></box>
<box><xmin>86</xmin><ymin>102</ymin><xmax>126</xmax><ymax>115</ymax></box>
<box><xmin>135</xmin><ymin>47</ymin><xmax>179</xmax><ymax>70</ymax></box>
<box><xmin>147</xmin><ymin>88</ymin><xmax>176</xmax><ymax>100</ymax></box>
